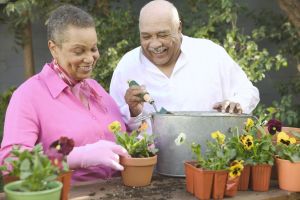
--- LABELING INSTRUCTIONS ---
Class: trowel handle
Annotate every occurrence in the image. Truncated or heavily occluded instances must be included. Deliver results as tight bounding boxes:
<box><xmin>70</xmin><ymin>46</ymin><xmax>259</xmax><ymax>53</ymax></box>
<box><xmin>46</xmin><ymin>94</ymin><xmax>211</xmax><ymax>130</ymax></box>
<box><xmin>127</xmin><ymin>80</ymin><xmax>154</xmax><ymax>103</ymax></box>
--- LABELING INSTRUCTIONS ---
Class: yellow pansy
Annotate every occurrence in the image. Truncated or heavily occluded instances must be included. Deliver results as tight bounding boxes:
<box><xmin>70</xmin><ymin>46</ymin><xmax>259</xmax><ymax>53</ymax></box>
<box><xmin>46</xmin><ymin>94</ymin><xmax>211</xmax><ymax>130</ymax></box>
<box><xmin>138</xmin><ymin>121</ymin><xmax>148</xmax><ymax>132</ymax></box>
<box><xmin>211</xmin><ymin>131</ymin><xmax>225</xmax><ymax>144</ymax></box>
<box><xmin>108</xmin><ymin>121</ymin><xmax>122</xmax><ymax>133</ymax></box>
<box><xmin>289</xmin><ymin>137</ymin><xmax>297</xmax><ymax>144</ymax></box>
<box><xmin>245</xmin><ymin>118</ymin><xmax>254</xmax><ymax>131</ymax></box>
<box><xmin>277</xmin><ymin>132</ymin><xmax>289</xmax><ymax>144</ymax></box>
<box><xmin>229</xmin><ymin>160</ymin><xmax>244</xmax><ymax>178</ymax></box>
<box><xmin>241</xmin><ymin>135</ymin><xmax>254</xmax><ymax>150</ymax></box>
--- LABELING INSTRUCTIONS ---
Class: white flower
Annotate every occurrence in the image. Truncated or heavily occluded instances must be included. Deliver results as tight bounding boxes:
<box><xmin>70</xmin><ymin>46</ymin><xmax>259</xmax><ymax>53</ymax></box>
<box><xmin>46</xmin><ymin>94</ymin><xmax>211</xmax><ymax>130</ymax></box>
<box><xmin>174</xmin><ymin>132</ymin><xmax>186</xmax><ymax>146</ymax></box>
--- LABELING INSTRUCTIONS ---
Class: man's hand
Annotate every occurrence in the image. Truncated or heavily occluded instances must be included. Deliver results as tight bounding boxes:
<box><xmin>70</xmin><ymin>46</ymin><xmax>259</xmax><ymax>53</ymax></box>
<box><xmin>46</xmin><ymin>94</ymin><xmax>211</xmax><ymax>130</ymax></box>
<box><xmin>213</xmin><ymin>100</ymin><xmax>243</xmax><ymax>114</ymax></box>
<box><xmin>124</xmin><ymin>85</ymin><xmax>146</xmax><ymax>117</ymax></box>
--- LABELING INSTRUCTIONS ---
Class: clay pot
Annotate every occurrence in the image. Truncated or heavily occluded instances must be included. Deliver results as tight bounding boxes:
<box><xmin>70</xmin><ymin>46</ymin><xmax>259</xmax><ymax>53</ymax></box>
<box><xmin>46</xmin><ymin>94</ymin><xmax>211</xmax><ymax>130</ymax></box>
<box><xmin>238</xmin><ymin>165</ymin><xmax>251</xmax><ymax>191</ymax></box>
<box><xmin>194</xmin><ymin>168</ymin><xmax>214</xmax><ymax>200</ymax></box>
<box><xmin>276</xmin><ymin>157</ymin><xmax>300</xmax><ymax>192</ymax></box>
<box><xmin>120</xmin><ymin>155</ymin><xmax>157</xmax><ymax>187</ymax></box>
<box><xmin>251</xmin><ymin>164</ymin><xmax>272</xmax><ymax>192</ymax></box>
<box><xmin>57</xmin><ymin>171</ymin><xmax>72</xmax><ymax>200</ymax></box>
<box><xmin>2</xmin><ymin>175</ymin><xmax>19</xmax><ymax>185</ymax></box>
<box><xmin>212</xmin><ymin>170</ymin><xmax>228</xmax><ymax>200</ymax></box>
<box><xmin>225</xmin><ymin>176</ymin><xmax>240</xmax><ymax>197</ymax></box>
<box><xmin>184</xmin><ymin>161</ymin><xmax>197</xmax><ymax>194</ymax></box>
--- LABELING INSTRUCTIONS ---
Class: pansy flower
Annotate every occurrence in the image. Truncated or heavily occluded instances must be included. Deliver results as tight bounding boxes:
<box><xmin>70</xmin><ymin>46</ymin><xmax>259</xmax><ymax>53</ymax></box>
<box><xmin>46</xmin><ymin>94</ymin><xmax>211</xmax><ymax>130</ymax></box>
<box><xmin>49</xmin><ymin>136</ymin><xmax>75</xmax><ymax>156</ymax></box>
<box><xmin>229</xmin><ymin>160</ymin><xmax>244</xmax><ymax>178</ymax></box>
<box><xmin>211</xmin><ymin>131</ymin><xmax>225</xmax><ymax>144</ymax></box>
<box><xmin>245</xmin><ymin>118</ymin><xmax>254</xmax><ymax>132</ymax></box>
<box><xmin>277</xmin><ymin>131</ymin><xmax>296</xmax><ymax>145</ymax></box>
<box><xmin>240</xmin><ymin>135</ymin><xmax>254</xmax><ymax>150</ymax></box>
<box><xmin>175</xmin><ymin>132</ymin><xmax>187</xmax><ymax>146</ymax></box>
<box><xmin>108</xmin><ymin>121</ymin><xmax>122</xmax><ymax>133</ymax></box>
<box><xmin>267</xmin><ymin>119</ymin><xmax>282</xmax><ymax>135</ymax></box>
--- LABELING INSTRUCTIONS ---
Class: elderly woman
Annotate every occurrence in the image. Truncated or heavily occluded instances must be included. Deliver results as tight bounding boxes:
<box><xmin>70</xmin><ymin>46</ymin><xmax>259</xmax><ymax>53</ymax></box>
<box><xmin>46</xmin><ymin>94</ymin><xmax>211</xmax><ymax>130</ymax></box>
<box><xmin>0</xmin><ymin>5</ymin><xmax>128</xmax><ymax>181</ymax></box>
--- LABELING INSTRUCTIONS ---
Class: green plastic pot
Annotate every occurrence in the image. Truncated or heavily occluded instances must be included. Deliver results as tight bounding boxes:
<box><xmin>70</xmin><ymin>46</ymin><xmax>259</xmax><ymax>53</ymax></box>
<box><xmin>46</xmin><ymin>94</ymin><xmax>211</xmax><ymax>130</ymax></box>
<box><xmin>4</xmin><ymin>180</ymin><xmax>62</xmax><ymax>200</ymax></box>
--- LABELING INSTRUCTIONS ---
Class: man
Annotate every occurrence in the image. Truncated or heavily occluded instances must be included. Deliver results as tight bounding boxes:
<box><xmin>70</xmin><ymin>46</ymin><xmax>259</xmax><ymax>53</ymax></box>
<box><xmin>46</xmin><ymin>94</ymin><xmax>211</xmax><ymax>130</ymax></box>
<box><xmin>110</xmin><ymin>0</ymin><xmax>259</xmax><ymax>130</ymax></box>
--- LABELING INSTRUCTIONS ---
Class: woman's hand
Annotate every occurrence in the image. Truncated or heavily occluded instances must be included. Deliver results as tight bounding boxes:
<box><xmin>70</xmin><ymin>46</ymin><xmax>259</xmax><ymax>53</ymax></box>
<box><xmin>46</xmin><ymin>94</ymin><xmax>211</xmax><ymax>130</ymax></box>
<box><xmin>67</xmin><ymin>140</ymin><xmax>129</xmax><ymax>170</ymax></box>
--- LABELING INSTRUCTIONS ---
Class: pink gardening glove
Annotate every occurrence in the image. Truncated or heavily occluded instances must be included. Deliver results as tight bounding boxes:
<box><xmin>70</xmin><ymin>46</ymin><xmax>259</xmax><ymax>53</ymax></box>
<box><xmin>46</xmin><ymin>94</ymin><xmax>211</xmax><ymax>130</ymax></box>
<box><xmin>67</xmin><ymin>140</ymin><xmax>129</xmax><ymax>171</ymax></box>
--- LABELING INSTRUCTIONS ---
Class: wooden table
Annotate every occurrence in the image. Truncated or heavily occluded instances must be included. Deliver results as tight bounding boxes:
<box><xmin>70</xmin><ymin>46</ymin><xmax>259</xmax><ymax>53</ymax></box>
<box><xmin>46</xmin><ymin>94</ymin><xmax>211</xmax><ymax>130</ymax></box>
<box><xmin>1</xmin><ymin>175</ymin><xmax>300</xmax><ymax>200</ymax></box>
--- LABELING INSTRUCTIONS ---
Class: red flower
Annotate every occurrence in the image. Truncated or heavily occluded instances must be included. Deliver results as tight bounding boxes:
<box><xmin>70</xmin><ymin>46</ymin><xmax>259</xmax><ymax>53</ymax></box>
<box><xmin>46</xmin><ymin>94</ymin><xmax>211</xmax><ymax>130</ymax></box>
<box><xmin>49</xmin><ymin>137</ymin><xmax>75</xmax><ymax>156</ymax></box>
<box><xmin>267</xmin><ymin>119</ymin><xmax>282</xmax><ymax>135</ymax></box>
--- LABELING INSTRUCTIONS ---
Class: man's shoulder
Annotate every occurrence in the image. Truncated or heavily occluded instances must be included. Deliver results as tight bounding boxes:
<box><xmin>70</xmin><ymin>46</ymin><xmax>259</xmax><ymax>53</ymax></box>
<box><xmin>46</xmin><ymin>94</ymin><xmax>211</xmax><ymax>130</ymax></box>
<box><xmin>120</xmin><ymin>46</ymin><xmax>141</xmax><ymax>63</ymax></box>
<box><xmin>115</xmin><ymin>46</ymin><xmax>141</xmax><ymax>71</ymax></box>
<box><xmin>183</xmin><ymin>35</ymin><xmax>222</xmax><ymax>50</ymax></box>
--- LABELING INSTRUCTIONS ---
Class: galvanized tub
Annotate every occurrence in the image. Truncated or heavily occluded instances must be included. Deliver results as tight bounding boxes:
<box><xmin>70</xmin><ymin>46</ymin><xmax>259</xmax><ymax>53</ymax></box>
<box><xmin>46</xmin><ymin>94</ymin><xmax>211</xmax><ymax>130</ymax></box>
<box><xmin>151</xmin><ymin>111</ymin><xmax>250</xmax><ymax>177</ymax></box>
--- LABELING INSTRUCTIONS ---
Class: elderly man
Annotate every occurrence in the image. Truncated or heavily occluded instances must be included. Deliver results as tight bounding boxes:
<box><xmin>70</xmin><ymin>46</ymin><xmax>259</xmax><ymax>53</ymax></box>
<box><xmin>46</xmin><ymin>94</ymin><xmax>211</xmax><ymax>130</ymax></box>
<box><xmin>110</xmin><ymin>0</ymin><xmax>259</xmax><ymax>130</ymax></box>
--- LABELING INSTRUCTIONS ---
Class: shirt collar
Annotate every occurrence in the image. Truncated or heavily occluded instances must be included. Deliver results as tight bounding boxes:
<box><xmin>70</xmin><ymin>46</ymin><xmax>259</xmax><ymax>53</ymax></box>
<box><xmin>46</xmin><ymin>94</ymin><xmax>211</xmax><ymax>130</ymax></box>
<box><xmin>39</xmin><ymin>62</ymin><xmax>69</xmax><ymax>99</ymax></box>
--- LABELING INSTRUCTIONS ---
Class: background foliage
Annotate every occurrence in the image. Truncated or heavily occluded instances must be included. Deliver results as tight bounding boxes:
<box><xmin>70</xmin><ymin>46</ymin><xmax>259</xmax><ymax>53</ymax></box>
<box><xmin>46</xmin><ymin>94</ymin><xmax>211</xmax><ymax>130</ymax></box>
<box><xmin>0</xmin><ymin>0</ymin><xmax>299</xmax><ymax>143</ymax></box>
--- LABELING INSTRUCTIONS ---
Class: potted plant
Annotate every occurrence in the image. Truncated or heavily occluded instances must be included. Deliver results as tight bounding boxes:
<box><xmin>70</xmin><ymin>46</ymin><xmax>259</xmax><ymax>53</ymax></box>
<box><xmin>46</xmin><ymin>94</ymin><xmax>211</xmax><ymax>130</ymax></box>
<box><xmin>275</xmin><ymin>131</ymin><xmax>300</xmax><ymax>192</ymax></box>
<box><xmin>227</xmin><ymin>123</ymin><xmax>254</xmax><ymax>191</ymax></box>
<box><xmin>1</xmin><ymin>137</ymin><xmax>74</xmax><ymax>200</ymax></box>
<box><xmin>244</xmin><ymin>116</ymin><xmax>276</xmax><ymax>192</ymax></box>
<box><xmin>1</xmin><ymin>144</ymin><xmax>62</xmax><ymax>200</ymax></box>
<box><xmin>175</xmin><ymin>131</ymin><xmax>239</xmax><ymax>199</ymax></box>
<box><xmin>108</xmin><ymin>120</ymin><xmax>158</xmax><ymax>187</ymax></box>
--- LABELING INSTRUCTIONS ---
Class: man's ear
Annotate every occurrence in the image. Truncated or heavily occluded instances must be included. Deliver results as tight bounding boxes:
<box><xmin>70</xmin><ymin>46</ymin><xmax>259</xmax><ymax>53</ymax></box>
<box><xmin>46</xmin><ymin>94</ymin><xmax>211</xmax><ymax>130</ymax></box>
<box><xmin>48</xmin><ymin>40</ymin><xmax>58</xmax><ymax>59</ymax></box>
<box><xmin>178</xmin><ymin>21</ymin><xmax>182</xmax><ymax>33</ymax></box>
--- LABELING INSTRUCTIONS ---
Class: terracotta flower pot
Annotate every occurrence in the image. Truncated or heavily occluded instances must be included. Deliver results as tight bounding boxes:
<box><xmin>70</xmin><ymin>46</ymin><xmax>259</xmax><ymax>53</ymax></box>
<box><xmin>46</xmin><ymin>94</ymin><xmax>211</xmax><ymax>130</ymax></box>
<box><xmin>238</xmin><ymin>165</ymin><xmax>250</xmax><ymax>191</ymax></box>
<box><xmin>120</xmin><ymin>155</ymin><xmax>157</xmax><ymax>187</ymax></box>
<box><xmin>57</xmin><ymin>171</ymin><xmax>72</xmax><ymax>200</ymax></box>
<box><xmin>2</xmin><ymin>171</ymin><xmax>72</xmax><ymax>200</ymax></box>
<box><xmin>184</xmin><ymin>161</ymin><xmax>197</xmax><ymax>194</ymax></box>
<box><xmin>212</xmin><ymin>170</ymin><xmax>228</xmax><ymax>200</ymax></box>
<box><xmin>225</xmin><ymin>176</ymin><xmax>240</xmax><ymax>197</ymax></box>
<box><xmin>276</xmin><ymin>157</ymin><xmax>300</xmax><ymax>192</ymax></box>
<box><xmin>251</xmin><ymin>164</ymin><xmax>272</xmax><ymax>192</ymax></box>
<box><xmin>194</xmin><ymin>168</ymin><xmax>214</xmax><ymax>200</ymax></box>
<box><xmin>2</xmin><ymin>175</ymin><xmax>19</xmax><ymax>185</ymax></box>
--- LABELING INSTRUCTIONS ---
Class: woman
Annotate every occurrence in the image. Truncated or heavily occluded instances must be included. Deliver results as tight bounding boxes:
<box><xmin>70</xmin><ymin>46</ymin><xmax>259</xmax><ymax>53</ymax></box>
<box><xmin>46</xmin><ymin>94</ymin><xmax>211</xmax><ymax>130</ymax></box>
<box><xmin>0</xmin><ymin>5</ymin><xmax>128</xmax><ymax>181</ymax></box>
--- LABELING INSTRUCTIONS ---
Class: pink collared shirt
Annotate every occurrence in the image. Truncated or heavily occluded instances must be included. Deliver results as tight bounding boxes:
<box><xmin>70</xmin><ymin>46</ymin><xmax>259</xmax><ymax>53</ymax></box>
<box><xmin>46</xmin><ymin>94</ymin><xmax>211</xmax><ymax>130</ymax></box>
<box><xmin>0</xmin><ymin>63</ymin><xmax>126</xmax><ymax>181</ymax></box>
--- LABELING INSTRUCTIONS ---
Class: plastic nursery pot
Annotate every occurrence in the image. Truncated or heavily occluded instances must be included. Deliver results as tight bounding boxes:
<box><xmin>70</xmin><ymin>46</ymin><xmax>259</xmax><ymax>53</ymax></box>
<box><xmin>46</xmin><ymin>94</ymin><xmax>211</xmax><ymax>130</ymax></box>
<box><xmin>225</xmin><ymin>176</ymin><xmax>240</xmax><ymax>197</ymax></box>
<box><xmin>238</xmin><ymin>165</ymin><xmax>251</xmax><ymax>191</ymax></box>
<box><xmin>212</xmin><ymin>170</ymin><xmax>228</xmax><ymax>200</ymax></box>
<box><xmin>184</xmin><ymin>161</ymin><xmax>197</xmax><ymax>194</ymax></box>
<box><xmin>4</xmin><ymin>180</ymin><xmax>62</xmax><ymax>200</ymax></box>
<box><xmin>276</xmin><ymin>157</ymin><xmax>300</xmax><ymax>192</ymax></box>
<box><xmin>251</xmin><ymin>164</ymin><xmax>272</xmax><ymax>192</ymax></box>
<box><xmin>194</xmin><ymin>168</ymin><xmax>214</xmax><ymax>200</ymax></box>
<box><xmin>120</xmin><ymin>155</ymin><xmax>157</xmax><ymax>187</ymax></box>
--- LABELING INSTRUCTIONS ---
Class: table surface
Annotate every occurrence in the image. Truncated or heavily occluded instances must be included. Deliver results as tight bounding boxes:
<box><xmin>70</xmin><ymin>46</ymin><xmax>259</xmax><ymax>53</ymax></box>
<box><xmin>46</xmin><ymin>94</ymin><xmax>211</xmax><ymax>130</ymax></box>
<box><xmin>1</xmin><ymin>175</ymin><xmax>300</xmax><ymax>200</ymax></box>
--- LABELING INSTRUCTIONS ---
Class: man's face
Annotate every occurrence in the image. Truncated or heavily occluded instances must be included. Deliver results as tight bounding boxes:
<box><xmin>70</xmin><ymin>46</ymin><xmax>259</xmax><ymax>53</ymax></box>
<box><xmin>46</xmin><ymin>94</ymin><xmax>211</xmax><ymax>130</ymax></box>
<box><xmin>139</xmin><ymin>16</ymin><xmax>182</xmax><ymax>68</ymax></box>
<box><xmin>49</xmin><ymin>26</ymin><xmax>100</xmax><ymax>81</ymax></box>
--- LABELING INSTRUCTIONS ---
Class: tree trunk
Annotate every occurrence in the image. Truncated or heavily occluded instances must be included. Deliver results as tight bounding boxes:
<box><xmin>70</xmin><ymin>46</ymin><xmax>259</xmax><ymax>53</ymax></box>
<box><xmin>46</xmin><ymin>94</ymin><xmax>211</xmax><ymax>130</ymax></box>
<box><xmin>277</xmin><ymin>0</ymin><xmax>300</xmax><ymax>36</ymax></box>
<box><xmin>23</xmin><ymin>20</ymin><xmax>35</xmax><ymax>79</ymax></box>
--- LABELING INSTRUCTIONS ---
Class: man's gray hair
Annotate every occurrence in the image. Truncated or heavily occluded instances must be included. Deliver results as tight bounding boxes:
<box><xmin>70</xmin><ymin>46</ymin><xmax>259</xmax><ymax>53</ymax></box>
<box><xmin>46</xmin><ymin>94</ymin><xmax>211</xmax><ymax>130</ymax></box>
<box><xmin>47</xmin><ymin>4</ymin><xmax>95</xmax><ymax>44</ymax></box>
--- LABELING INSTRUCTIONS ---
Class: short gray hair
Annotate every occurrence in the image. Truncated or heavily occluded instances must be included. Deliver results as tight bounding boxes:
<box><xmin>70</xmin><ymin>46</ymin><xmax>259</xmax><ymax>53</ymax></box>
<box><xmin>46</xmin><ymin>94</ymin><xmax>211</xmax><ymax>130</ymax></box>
<box><xmin>47</xmin><ymin>4</ymin><xmax>95</xmax><ymax>44</ymax></box>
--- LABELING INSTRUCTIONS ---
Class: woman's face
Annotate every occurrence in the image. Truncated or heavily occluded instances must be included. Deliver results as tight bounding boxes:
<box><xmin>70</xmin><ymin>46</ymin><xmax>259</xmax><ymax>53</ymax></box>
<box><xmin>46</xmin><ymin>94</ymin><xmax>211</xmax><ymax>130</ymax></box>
<box><xmin>49</xmin><ymin>26</ymin><xmax>99</xmax><ymax>81</ymax></box>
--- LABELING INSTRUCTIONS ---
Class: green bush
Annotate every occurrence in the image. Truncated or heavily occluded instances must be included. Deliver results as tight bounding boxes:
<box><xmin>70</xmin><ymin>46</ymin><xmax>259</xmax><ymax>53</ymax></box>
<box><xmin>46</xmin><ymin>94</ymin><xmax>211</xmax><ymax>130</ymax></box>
<box><xmin>0</xmin><ymin>87</ymin><xmax>15</xmax><ymax>143</ymax></box>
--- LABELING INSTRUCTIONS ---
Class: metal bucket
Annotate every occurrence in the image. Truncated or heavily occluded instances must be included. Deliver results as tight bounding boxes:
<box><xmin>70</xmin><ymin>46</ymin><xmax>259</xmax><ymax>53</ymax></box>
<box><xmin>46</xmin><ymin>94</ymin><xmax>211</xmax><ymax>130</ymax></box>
<box><xmin>151</xmin><ymin>111</ymin><xmax>250</xmax><ymax>177</ymax></box>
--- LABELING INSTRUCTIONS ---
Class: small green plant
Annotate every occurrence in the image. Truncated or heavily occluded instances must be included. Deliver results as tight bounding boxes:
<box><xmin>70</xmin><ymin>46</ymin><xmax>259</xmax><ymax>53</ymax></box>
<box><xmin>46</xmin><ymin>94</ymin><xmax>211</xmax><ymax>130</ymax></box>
<box><xmin>0</xmin><ymin>137</ymin><xmax>74</xmax><ymax>192</ymax></box>
<box><xmin>0</xmin><ymin>144</ymin><xmax>59</xmax><ymax>192</ymax></box>
<box><xmin>239</xmin><ymin>116</ymin><xmax>276</xmax><ymax>165</ymax></box>
<box><xmin>175</xmin><ymin>131</ymin><xmax>236</xmax><ymax>171</ymax></box>
<box><xmin>108</xmin><ymin>120</ymin><xmax>158</xmax><ymax>158</ymax></box>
